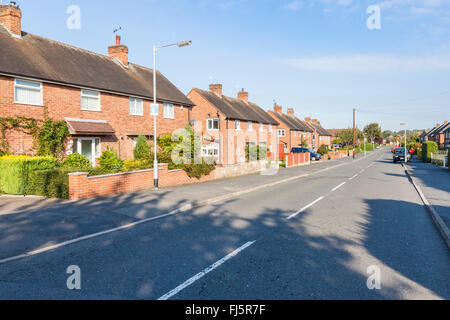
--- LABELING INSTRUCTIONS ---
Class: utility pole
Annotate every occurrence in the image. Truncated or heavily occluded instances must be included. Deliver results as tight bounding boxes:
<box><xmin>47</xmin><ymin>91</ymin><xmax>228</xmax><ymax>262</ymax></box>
<box><xmin>353</xmin><ymin>108</ymin><xmax>356</xmax><ymax>160</ymax></box>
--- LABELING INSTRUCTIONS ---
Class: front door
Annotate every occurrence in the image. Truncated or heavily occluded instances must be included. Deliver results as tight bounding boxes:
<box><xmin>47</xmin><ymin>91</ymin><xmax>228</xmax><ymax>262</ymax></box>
<box><xmin>73</xmin><ymin>137</ymin><xmax>100</xmax><ymax>166</ymax></box>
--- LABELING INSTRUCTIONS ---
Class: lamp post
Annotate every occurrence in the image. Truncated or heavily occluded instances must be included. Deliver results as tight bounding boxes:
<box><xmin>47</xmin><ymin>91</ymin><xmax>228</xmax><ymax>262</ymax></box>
<box><xmin>400</xmin><ymin>123</ymin><xmax>407</xmax><ymax>163</ymax></box>
<box><xmin>152</xmin><ymin>40</ymin><xmax>192</xmax><ymax>189</ymax></box>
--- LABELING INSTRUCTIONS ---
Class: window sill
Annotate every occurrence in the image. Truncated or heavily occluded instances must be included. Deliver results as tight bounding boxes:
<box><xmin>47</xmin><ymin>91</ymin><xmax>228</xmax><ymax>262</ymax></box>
<box><xmin>14</xmin><ymin>101</ymin><xmax>44</xmax><ymax>107</ymax></box>
<box><xmin>81</xmin><ymin>108</ymin><xmax>102</xmax><ymax>112</ymax></box>
<box><xmin>130</xmin><ymin>114</ymin><xmax>144</xmax><ymax>117</ymax></box>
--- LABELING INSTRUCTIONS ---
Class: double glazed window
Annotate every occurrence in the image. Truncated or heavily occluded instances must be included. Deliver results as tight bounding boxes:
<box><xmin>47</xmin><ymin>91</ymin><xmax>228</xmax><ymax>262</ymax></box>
<box><xmin>268</xmin><ymin>124</ymin><xmax>272</xmax><ymax>133</ymax></box>
<box><xmin>207</xmin><ymin>119</ymin><xmax>219</xmax><ymax>130</ymax></box>
<box><xmin>259</xmin><ymin>123</ymin><xmax>264</xmax><ymax>132</ymax></box>
<box><xmin>248</xmin><ymin>121</ymin><xmax>253</xmax><ymax>131</ymax></box>
<box><xmin>278</xmin><ymin>129</ymin><xmax>286</xmax><ymax>137</ymax></box>
<box><xmin>164</xmin><ymin>103</ymin><xmax>175</xmax><ymax>119</ymax></box>
<box><xmin>81</xmin><ymin>90</ymin><xmax>101</xmax><ymax>111</ymax></box>
<box><xmin>14</xmin><ymin>79</ymin><xmax>43</xmax><ymax>106</ymax></box>
<box><xmin>235</xmin><ymin>120</ymin><xmax>241</xmax><ymax>131</ymax></box>
<box><xmin>129</xmin><ymin>98</ymin><xmax>143</xmax><ymax>116</ymax></box>
<box><xmin>202</xmin><ymin>145</ymin><xmax>219</xmax><ymax>157</ymax></box>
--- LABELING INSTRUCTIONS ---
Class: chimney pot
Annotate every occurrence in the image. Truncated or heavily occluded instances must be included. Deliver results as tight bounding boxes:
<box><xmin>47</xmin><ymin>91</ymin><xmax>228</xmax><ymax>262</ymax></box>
<box><xmin>116</xmin><ymin>35</ymin><xmax>121</xmax><ymax>45</ymax></box>
<box><xmin>209</xmin><ymin>84</ymin><xmax>223</xmax><ymax>96</ymax></box>
<box><xmin>305</xmin><ymin>117</ymin><xmax>311</xmax><ymax>123</ymax></box>
<box><xmin>274</xmin><ymin>103</ymin><xmax>282</xmax><ymax>114</ymax></box>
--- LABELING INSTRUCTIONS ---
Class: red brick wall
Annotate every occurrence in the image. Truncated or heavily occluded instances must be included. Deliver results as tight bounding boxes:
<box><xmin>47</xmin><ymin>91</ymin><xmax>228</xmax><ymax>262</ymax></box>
<box><xmin>268</xmin><ymin>110</ymin><xmax>311</xmax><ymax>151</ymax></box>
<box><xmin>68</xmin><ymin>164</ymin><xmax>215</xmax><ymax>201</ymax></box>
<box><xmin>0</xmin><ymin>75</ymin><xmax>191</xmax><ymax>159</ymax></box>
<box><xmin>0</xmin><ymin>5</ymin><xmax>21</xmax><ymax>36</ymax></box>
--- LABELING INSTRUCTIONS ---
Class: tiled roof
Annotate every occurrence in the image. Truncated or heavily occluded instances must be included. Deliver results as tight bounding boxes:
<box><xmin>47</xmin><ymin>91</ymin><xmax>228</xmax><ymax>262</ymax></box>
<box><xmin>269</xmin><ymin>112</ymin><xmax>313</xmax><ymax>132</ymax></box>
<box><xmin>193</xmin><ymin>89</ymin><xmax>279</xmax><ymax>125</ymax></box>
<box><xmin>0</xmin><ymin>27</ymin><xmax>193</xmax><ymax>106</ymax></box>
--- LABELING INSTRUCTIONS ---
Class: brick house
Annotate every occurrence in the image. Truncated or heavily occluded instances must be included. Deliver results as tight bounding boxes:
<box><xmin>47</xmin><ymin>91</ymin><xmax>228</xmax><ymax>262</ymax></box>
<box><xmin>444</xmin><ymin>126</ymin><xmax>450</xmax><ymax>148</ymax></box>
<box><xmin>267</xmin><ymin>104</ymin><xmax>313</xmax><ymax>154</ymax></box>
<box><xmin>187</xmin><ymin>85</ymin><xmax>279</xmax><ymax>165</ymax></box>
<box><xmin>303</xmin><ymin>118</ymin><xmax>332</xmax><ymax>151</ymax></box>
<box><xmin>0</xmin><ymin>3</ymin><xmax>193</xmax><ymax>164</ymax></box>
<box><xmin>422</xmin><ymin>122</ymin><xmax>449</xmax><ymax>148</ymax></box>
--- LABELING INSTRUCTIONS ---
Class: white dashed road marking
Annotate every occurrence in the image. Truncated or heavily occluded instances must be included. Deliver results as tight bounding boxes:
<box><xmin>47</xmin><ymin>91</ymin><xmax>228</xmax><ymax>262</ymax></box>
<box><xmin>287</xmin><ymin>196</ymin><xmax>325</xmax><ymax>220</ymax></box>
<box><xmin>332</xmin><ymin>182</ymin><xmax>346</xmax><ymax>192</ymax></box>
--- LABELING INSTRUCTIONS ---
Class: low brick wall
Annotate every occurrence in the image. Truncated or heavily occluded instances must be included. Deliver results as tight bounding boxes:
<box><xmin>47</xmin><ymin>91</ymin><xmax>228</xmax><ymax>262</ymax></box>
<box><xmin>328</xmin><ymin>151</ymin><xmax>343</xmax><ymax>160</ymax></box>
<box><xmin>68</xmin><ymin>164</ymin><xmax>215</xmax><ymax>201</ymax></box>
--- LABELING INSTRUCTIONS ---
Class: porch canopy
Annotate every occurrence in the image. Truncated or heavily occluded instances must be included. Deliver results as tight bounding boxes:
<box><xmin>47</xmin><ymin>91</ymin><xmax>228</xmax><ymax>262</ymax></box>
<box><xmin>65</xmin><ymin>118</ymin><xmax>115</xmax><ymax>136</ymax></box>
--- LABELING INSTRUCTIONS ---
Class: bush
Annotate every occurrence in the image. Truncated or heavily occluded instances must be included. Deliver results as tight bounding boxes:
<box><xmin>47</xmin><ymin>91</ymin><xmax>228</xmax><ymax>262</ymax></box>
<box><xmin>317</xmin><ymin>145</ymin><xmax>329</xmax><ymax>155</ymax></box>
<box><xmin>123</xmin><ymin>159</ymin><xmax>152</xmax><ymax>172</ymax></box>
<box><xmin>422</xmin><ymin>141</ymin><xmax>438</xmax><ymax>163</ymax></box>
<box><xmin>27</xmin><ymin>168</ymin><xmax>79</xmax><ymax>199</ymax></box>
<box><xmin>183</xmin><ymin>160</ymin><xmax>216</xmax><ymax>180</ymax></box>
<box><xmin>99</xmin><ymin>148</ymin><xmax>123</xmax><ymax>171</ymax></box>
<box><xmin>0</xmin><ymin>156</ymin><xmax>58</xmax><ymax>195</ymax></box>
<box><xmin>60</xmin><ymin>153</ymin><xmax>92</xmax><ymax>169</ymax></box>
<box><xmin>416</xmin><ymin>148</ymin><xmax>422</xmax><ymax>160</ymax></box>
<box><xmin>134</xmin><ymin>135</ymin><xmax>151</xmax><ymax>161</ymax></box>
<box><xmin>245</xmin><ymin>145</ymin><xmax>268</xmax><ymax>162</ymax></box>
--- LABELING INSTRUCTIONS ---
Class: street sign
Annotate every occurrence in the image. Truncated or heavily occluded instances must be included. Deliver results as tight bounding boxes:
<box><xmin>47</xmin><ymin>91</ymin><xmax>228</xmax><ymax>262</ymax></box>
<box><xmin>150</xmin><ymin>104</ymin><xmax>159</xmax><ymax>116</ymax></box>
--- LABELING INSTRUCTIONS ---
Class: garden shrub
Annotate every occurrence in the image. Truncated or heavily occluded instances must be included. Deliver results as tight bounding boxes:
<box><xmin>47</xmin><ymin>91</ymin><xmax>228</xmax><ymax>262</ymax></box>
<box><xmin>123</xmin><ymin>159</ymin><xmax>152</xmax><ymax>172</ymax></box>
<box><xmin>317</xmin><ymin>145</ymin><xmax>329</xmax><ymax>155</ymax></box>
<box><xmin>99</xmin><ymin>148</ymin><xmax>123</xmax><ymax>171</ymax></box>
<box><xmin>134</xmin><ymin>135</ymin><xmax>151</xmax><ymax>161</ymax></box>
<box><xmin>60</xmin><ymin>153</ymin><xmax>91</xmax><ymax>169</ymax></box>
<box><xmin>183</xmin><ymin>159</ymin><xmax>216</xmax><ymax>180</ymax></box>
<box><xmin>0</xmin><ymin>155</ymin><xmax>58</xmax><ymax>195</ymax></box>
<box><xmin>422</xmin><ymin>141</ymin><xmax>438</xmax><ymax>163</ymax></box>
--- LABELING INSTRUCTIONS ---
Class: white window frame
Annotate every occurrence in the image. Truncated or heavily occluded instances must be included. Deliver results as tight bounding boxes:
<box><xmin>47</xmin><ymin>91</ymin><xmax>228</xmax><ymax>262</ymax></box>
<box><xmin>81</xmin><ymin>89</ymin><xmax>101</xmax><ymax>112</ymax></box>
<box><xmin>248</xmin><ymin>121</ymin><xmax>253</xmax><ymax>131</ymax></box>
<box><xmin>278</xmin><ymin>129</ymin><xmax>286</xmax><ymax>137</ymax></box>
<box><xmin>129</xmin><ymin>97</ymin><xmax>144</xmax><ymax>116</ymax></box>
<box><xmin>235</xmin><ymin>120</ymin><xmax>241</xmax><ymax>131</ymax></box>
<box><xmin>201</xmin><ymin>144</ymin><xmax>219</xmax><ymax>157</ymax></box>
<box><xmin>207</xmin><ymin>118</ymin><xmax>219</xmax><ymax>131</ymax></box>
<box><xmin>259</xmin><ymin>123</ymin><xmax>264</xmax><ymax>132</ymax></box>
<box><xmin>14</xmin><ymin>79</ymin><xmax>43</xmax><ymax>106</ymax></box>
<box><xmin>72</xmin><ymin>137</ymin><xmax>101</xmax><ymax>166</ymax></box>
<box><xmin>268</xmin><ymin>124</ymin><xmax>273</xmax><ymax>133</ymax></box>
<box><xmin>163</xmin><ymin>103</ymin><xmax>175</xmax><ymax>119</ymax></box>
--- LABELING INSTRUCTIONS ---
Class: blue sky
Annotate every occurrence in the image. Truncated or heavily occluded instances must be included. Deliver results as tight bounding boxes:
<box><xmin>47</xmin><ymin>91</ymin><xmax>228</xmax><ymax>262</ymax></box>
<box><xmin>15</xmin><ymin>0</ymin><xmax>450</xmax><ymax>131</ymax></box>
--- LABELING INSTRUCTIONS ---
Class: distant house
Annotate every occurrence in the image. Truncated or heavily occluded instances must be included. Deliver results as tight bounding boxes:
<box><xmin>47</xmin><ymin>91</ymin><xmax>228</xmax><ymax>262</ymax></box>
<box><xmin>267</xmin><ymin>104</ymin><xmax>313</xmax><ymax>154</ymax></box>
<box><xmin>303</xmin><ymin>118</ymin><xmax>332</xmax><ymax>151</ymax></box>
<box><xmin>0</xmin><ymin>3</ymin><xmax>193</xmax><ymax>163</ymax></box>
<box><xmin>445</xmin><ymin>126</ymin><xmax>450</xmax><ymax>148</ymax></box>
<box><xmin>423</xmin><ymin>122</ymin><xmax>450</xmax><ymax>148</ymax></box>
<box><xmin>188</xmin><ymin>85</ymin><xmax>279</xmax><ymax>165</ymax></box>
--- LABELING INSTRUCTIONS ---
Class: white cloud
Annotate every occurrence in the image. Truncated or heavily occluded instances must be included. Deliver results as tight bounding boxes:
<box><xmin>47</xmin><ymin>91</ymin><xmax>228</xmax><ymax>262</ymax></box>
<box><xmin>284</xmin><ymin>1</ymin><xmax>304</xmax><ymax>11</ymax></box>
<box><xmin>284</xmin><ymin>54</ymin><xmax>450</xmax><ymax>72</ymax></box>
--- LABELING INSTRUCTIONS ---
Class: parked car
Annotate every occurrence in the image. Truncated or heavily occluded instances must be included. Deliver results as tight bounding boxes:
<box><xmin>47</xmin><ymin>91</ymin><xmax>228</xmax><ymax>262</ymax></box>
<box><xmin>392</xmin><ymin>146</ymin><xmax>399</xmax><ymax>153</ymax></box>
<box><xmin>291</xmin><ymin>148</ymin><xmax>322</xmax><ymax>161</ymax></box>
<box><xmin>393</xmin><ymin>148</ymin><xmax>411</xmax><ymax>163</ymax></box>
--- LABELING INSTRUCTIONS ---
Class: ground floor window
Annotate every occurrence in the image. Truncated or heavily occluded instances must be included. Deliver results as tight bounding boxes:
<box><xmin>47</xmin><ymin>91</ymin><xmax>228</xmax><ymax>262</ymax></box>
<box><xmin>202</xmin><ymin>144</ymin><xmax>219</xmax><ymax>157</ymax></box>
<box><xmin>73</xmin><ymin>137</ymin><xmax>101</xmax><ymax>165</ymax></box>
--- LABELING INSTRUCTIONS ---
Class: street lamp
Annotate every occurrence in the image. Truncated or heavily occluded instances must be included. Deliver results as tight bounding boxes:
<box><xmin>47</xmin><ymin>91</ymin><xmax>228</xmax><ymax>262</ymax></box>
<box><xmin>400</xmin><ymin>123</ymin><xmax>407</xmax><ymax>163</ymax></box>
<box><xmin>152</xmin><ymin>40</ymin><xmax>192</xmax><ymax>189</ymax></box>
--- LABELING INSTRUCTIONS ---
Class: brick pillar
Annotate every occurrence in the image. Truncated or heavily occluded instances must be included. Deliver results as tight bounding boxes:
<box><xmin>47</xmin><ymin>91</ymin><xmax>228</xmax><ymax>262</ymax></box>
<box><xmin>68</xmin><ymin>172</ymin><xmax>89</xmax><ymax>201</ymax></box>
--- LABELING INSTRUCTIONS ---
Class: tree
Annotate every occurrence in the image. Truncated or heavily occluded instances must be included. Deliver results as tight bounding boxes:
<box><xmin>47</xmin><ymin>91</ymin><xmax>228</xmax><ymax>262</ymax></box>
<box><xmin>364</xmin><ymin>123</ymin><xmax>382</xmax><ymax>143</ymax></box>
<box><xmin>382</xmin><ymin>130</ymin><xmax>393</xmax><ymax>139</ymax></box>
<box><xmin>337</xmin><ymin>128</ymin><xmax>363</xmax><ymax>147</ymax></box>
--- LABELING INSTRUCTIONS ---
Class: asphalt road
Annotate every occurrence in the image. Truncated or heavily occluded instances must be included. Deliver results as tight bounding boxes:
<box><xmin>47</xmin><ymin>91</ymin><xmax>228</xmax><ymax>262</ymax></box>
<box><xmin>0</xmin><ymin>149</ymin><xmax>448</xmax><ymax>299</ymax></box>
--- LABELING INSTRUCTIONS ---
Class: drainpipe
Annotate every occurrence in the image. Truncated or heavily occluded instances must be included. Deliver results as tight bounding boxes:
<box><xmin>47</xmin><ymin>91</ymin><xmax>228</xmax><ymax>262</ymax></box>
<box><xmin>226</xmin><ymin>119</ymin><xmax>229</xmax><ymax>166</ymax></box>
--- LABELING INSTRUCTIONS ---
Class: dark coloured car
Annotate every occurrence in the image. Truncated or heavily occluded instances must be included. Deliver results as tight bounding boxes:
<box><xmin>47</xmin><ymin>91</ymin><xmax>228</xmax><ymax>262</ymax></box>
<box><xmin>291</xmin><ymin>147</ymin><xmax>322</xmax><ymax>161</ymax></box>
<box><xmin>393</xmin><ymin>148</ymin><xmax>411</xmax><ymax>163</ymax></box>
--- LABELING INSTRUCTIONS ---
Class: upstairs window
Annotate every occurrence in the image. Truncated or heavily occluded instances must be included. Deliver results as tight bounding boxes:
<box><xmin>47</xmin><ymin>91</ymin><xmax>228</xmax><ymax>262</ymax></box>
<box><xmin>278</xmin><ymin>129</ymin><xmax>286</xmax><ymax>137</ymax></box>
<box><xmin>268</xmin><ymin>124</ymin><xmax>273</xmax><ymax>133</ymax></box>
<box><xmin>14</xmin><ymin>79</ymin><xmax>43</xmax><ymax>106</ymax></box>
<box><xmin>207</xmin><ymin>119</ymin><xmax>219</xmax><ymax>130</ymax></box>
<box><xmin>81</xmin><ymin>90</ymin><xmax>100</xmax><ymax>111</ymax></box>
<box><xmin>235</xmin><ymin>120</ymin><xmax>241</xmax><ymax>131</ymax></box>
<box><xmin>248</xmin><ymin>121</ymin><xmax>253</xmax><ymax>131</ymax></box>
<box><xmin>259</xmin><ymin>123</ymin><xmax>264</xmax><ymax>132</ymax></box>
<box><xmin>129</xmin><ymin>98</ymin><xmax>143</xmax><ymax>116</ymax></box>
<box><xmin>163</xmin><ymin>103</ymin><xmax>175</xmax><ymax>119</ymax></box>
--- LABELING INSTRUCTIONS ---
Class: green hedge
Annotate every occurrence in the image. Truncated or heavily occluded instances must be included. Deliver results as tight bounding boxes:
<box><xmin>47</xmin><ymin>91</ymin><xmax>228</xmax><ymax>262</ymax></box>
<box><xmin>422</xmin><ymin>141</ymin><xmax>438</xmax><ymax>163</ymax></box>
<box><xmin>0</xmin><ymin>156</ymin><xmax>58</xmax><ymax>195</ymax></box>
<box><xmin>27</xmin><ymin>168</ymin><xmax>79</xmax><ymax>199</ymax></box>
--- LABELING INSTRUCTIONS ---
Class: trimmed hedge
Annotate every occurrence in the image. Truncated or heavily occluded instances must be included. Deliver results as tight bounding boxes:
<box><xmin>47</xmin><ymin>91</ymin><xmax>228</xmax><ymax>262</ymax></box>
<box><xmin>422</xmin><ymin>141</ymin><xmax>438</xmax><ymax>163</ymax></box>
<box><xmin>27</xmin><ymin>168</ymin><xmax>79</xmax><ymax>199</ymax></box>
<box><xmin>0</xmin><ymin>156</ymin><xmax>58</xmax><ymax>195</ymax></box>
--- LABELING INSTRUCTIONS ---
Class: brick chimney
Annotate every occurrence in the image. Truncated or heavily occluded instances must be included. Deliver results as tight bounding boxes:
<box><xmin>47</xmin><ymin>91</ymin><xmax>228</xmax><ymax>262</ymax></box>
<box><xmin>304</xmin><ymin>117</ymin><xmax>311</xmax><ymax>123</ymax></box>
<box><xmin>312</xmin><ymin>119</ymin><xmax>318</xmax><ymax>125</ymax></box>
<box><xmin>0</xmin><ymin>2</ymin><xmax>22</xmax><ymax>37</ymax></box>
<box><xmin>274</xmin><ymin>103</ymin><xmax>282</xmax><ymax>114</ymax></box>
<box><xmin>237</xmin><ymin>89</ymin><xmax>248</xmax><ymax>102</ymax></box>
<box><xmin>209</xmin><ymin>84</ymin><xmax>223</xmax><ymax>96</ymax></box>
<box><xmin>108</xmin><ymin>35</ymin><xmax>129</xmax><ymax>67</ymax></box>
<box><xmin>287</xmin><ymin>108</ymin><xmax>295</xmax><ymax>117</ymax></box>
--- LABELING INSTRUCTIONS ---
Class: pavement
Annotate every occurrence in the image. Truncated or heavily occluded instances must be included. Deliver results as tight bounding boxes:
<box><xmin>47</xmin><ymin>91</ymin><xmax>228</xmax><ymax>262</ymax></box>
<box><xmin>0</xmin><ymin>147</ymin><xmax>448</xmax><ymax>300</ymax></box>
<box><xmin>404</xmin><ymin>157</ymin><xmax>450</xmax><ymax>229</ymax></box>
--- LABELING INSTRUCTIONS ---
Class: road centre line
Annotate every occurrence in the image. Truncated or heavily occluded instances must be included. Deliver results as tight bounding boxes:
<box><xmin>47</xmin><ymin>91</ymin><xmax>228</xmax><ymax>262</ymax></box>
<box><xmin>158</xmin><ymin>241</ymin><xmax>256</xmax><ymax>300</ymax></box>
<box><xmin>332</xmin><ymin>182</ymin><xmax>346</xmax><ymax>192</ymax></box>
<box><xmin>287</xmin><ymin>196</ymin><xmax>325</xmax><ymax>220</ymax></box>
<box><xmin>349</xmin><ymin>174</ymin><xmax>358</xmax><ymax>180</ymax></box>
